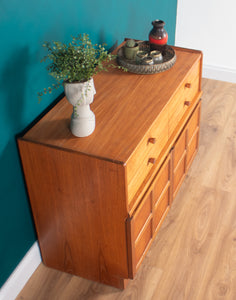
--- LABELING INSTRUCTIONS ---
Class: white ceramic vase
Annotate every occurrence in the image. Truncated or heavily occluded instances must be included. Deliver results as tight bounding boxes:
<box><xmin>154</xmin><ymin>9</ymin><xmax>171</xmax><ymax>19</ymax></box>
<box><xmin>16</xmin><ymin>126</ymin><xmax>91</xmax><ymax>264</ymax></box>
<box><xmin>64</xmin><ymin>78</ymin><xmax>96</xmax><ymax>137</ymax></box>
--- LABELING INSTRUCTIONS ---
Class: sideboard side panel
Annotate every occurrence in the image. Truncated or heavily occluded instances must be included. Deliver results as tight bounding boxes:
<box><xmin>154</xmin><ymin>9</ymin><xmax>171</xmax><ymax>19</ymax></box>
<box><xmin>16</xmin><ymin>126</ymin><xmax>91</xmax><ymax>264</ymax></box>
<box><xmin>18</xmin><ymin>140</ymin><xmax>129</xmax><ymax>285</ymax></box>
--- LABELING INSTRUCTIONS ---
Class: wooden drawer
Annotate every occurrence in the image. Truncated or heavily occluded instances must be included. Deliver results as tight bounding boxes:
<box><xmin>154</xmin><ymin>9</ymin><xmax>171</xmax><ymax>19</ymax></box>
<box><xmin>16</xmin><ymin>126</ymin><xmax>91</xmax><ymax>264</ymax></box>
<box><xmin>126</xmin><ymin>106</ymin><xmax>168</xmax><ymax>204</ymax></box>
<box><xmin>169</xmin><ymin>60</ymin><xmax>201</xmax><ymax>137</ymax></box>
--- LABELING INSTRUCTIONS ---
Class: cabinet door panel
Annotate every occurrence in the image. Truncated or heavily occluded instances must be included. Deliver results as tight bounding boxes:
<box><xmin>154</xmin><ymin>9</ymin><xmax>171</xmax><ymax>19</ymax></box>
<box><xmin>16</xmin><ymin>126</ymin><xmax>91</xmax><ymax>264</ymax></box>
<box><xmin>186</xmin><ymin>102</ymin><xmax>201</xmax><ymax>170</ymax></box>
<box><xmin>153</xmin><ymin>157</ymin><xmax>171</xmax><ymax>204</ymax></box>
<box><xmin>188</xmin><ymin>102</ymin><xmax>200</xmax><ymax>140</ymax></box>
<box><xmin>152</xmin><ymin>155</ymin><xmax>172</xmax><ymax>231</ymax></box>
<box><xmin>133</xmin><ymin>192</ymin><xmax>152</xmax><ymax>241</ymax></box>
<box><xmin>187</xmin><ymin>132</ymin><xmax>199</xmax><ymax>169</ymax></box>
<box><xmin>173</xmin><ymin>129</ymin><xmax>187</xmax><ymax>169</ymax></box>
<box><xmin>173</xmin><ymin>154</ymin><xmax>186</xmax><ymax>197</ymax></box>
<box><xmin>153</xmin><ymin>187</ymin><xmax>170</xmax><ymax>233</ymax></box>
<box><xmin>134</xmin><ymin>218</ymin><xmax>152</xmax><ymax>268</ymax></box>
<box><xmin>172</xmin><ymin>101</ymin><xmax>201</xmax><ymax>199</ymax></box>
<box><xmin>173</xmin><ymin>128</ymin><xmax>187</xmax><ymax>198</ymax></box>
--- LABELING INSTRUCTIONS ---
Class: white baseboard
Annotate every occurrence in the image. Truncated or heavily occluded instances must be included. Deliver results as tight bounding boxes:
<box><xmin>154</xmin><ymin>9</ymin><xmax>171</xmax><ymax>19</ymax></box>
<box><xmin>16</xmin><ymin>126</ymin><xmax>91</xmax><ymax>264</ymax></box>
<box><xmin>203</xmin><ymin>64</ymin><xmax>236</xmax><ymax>84</ymax></box>
<box><xmin>0</xmin><ymin>242</ymin><xmax>41</xmax><ymax>300</ymax></box>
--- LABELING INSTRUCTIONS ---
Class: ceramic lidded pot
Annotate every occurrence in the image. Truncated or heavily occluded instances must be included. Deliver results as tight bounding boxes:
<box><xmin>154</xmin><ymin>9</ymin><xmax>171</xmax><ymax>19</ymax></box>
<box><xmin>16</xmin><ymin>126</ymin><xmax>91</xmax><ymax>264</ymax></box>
<box><xmin>142</xmin><ymin>56</ymin><xmax>154</xmax><ymax>65</ymax></box>
<box><xmin>136</xmin><ymin>50</ymin><xmax>148</xmax><ymax>64</ymax></box>
<box><xmin>150</xmin><ymin>50</ymin><xmax>163</xmax><ymax>63</ymax></box>
<box><xmin>149</xmin><ymin>20</ymin><xmax>168</xmax><ymax>51</ymax></box>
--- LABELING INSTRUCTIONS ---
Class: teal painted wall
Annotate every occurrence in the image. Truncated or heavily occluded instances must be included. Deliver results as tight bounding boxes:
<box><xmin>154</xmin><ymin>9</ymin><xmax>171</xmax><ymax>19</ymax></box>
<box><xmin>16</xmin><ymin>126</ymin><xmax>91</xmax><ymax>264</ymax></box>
<box><xmin>0</xmin><ymin>0</ymin><xmax>177</xmax><ymax>287</ymax></box>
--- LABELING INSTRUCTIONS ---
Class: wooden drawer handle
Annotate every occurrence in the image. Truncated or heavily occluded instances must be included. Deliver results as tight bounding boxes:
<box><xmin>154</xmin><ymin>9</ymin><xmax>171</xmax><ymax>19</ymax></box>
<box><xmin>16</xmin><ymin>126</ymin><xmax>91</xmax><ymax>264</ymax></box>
<box><xmin>184</xmin><ymin>100</ymin><xmax>191</xmax><ymax>106</ymax></box>
<box><xmin>148</xmin><ymin>158</ymin><xmax>156</xmax><ymax>164</ymax></box>
<box><xmin>148</xmin><ymin>137</ymin><xmax>156</xmax><ymax>144</ymax></box>
<box><xmin>185</xmin><ymin>83</ymin><xmax>192</xmax><ymax>88</ymax></box>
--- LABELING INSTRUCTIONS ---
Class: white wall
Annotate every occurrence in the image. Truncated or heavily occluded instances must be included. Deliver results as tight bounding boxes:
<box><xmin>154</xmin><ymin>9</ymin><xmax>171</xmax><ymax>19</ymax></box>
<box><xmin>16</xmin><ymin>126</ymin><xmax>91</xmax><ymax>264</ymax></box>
<box><xmin>175</xmin><ymin>0</ymin><xmax>236</xmax><ymax>83</ymax></box>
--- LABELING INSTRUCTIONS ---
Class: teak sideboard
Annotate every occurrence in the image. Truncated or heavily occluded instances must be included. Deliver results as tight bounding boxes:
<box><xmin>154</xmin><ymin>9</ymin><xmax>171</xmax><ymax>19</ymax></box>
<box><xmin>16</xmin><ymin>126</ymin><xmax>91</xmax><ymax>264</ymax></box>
<box><xmin>18</xmin><ymin>44</ymin><xmax>203</xmax><ymax>289</ymax></box>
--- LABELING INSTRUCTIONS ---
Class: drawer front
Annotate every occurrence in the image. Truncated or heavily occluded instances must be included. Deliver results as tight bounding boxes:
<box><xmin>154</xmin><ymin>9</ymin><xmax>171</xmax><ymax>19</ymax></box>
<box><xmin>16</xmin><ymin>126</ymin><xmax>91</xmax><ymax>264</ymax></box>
<box><xmin>127</xmin><ymin>154</ymin><xmax>171</xmax><ymax>277</ymax></box>
<box><xmin>127</xmin><ymin>106</ymin><xmax>168</xmax><ymax>204</ymax></box>
<box><xmin>169</xmin><ymin>60</ymin><xmax>201</xmax><ymax>137</ymax></box>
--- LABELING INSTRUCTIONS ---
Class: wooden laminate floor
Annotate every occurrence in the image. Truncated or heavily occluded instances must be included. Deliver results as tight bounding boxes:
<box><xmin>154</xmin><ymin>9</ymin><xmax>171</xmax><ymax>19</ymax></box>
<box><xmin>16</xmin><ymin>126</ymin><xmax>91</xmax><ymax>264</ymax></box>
<box><xmin>17</xmin><ymin>78</ymin><xmax>236</xmax><ymax>300</ymax></box>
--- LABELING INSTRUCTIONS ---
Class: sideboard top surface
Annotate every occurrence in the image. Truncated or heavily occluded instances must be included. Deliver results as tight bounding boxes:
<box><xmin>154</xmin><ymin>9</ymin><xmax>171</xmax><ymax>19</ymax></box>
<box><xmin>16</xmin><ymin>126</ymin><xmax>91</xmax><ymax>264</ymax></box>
<box><xmin>22</xmin><ymin>47</ymin><xmax>202</xmax><ymax>163</ymax></box>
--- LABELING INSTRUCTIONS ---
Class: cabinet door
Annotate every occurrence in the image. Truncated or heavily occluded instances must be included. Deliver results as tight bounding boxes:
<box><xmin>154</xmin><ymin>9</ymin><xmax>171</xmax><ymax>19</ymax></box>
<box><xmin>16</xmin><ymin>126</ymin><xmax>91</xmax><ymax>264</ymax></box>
<box><xmin>172</xmin><ymin>126</ymin><xmax>188</xmax><ymax>199</ymax></box>
<box><xmin>186</xmin><ymin>102</ymin><xmax>201</xmax><ymax>171</ymax></box>
<box><xmin>152</xmin><ymin>155</ymin><xmax>172</xmax><ymax>230</ymax></box>
<box><xmin>126</xmin><ymin>154</ymin><xmax>171</xmax><ymax>278</ymax></box>
<box><xmin>172</xmin><ymin>101</ymin><xmax>201</xmax><ymax>199</ymax></box>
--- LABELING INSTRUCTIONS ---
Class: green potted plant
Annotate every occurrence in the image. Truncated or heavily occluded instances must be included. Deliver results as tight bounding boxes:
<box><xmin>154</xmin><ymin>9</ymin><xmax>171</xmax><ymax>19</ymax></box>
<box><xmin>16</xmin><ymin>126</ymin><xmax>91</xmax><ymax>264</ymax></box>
<box><xmin>124</xmin><ymin>39</ymin><xmax>139</xmax><ymax>60</ymax></box>
<box><xmin>38</xmin><ymin>33</ymin><xmax>124</xmax><ymax>137</ymax></box>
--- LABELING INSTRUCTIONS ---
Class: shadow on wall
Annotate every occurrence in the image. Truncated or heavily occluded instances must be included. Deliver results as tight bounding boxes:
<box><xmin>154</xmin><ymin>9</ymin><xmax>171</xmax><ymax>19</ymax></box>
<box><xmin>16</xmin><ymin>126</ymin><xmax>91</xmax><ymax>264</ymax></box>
<box><xmin>97</xmin><ymin>29</ymin><xmax>118</xmax><ymax>53</ymax></box>
<box><xmin>0</xmin><ymin>45</ymin><xmax>37</xmax><ymax>286</ymax></box>
<box><xmin>0</xmin><ymin>46</ymin><xmax>30</xmax><ymax>132</ymax></box>
<box><xmin>0</xmin><ymin>137</ymin><xmax>35</xmax><ymax>232</ymax></box>
<box><xmin>0</xmin><ymin>137</ymin><xmax>36</xmax><ymax>287</ymax></box>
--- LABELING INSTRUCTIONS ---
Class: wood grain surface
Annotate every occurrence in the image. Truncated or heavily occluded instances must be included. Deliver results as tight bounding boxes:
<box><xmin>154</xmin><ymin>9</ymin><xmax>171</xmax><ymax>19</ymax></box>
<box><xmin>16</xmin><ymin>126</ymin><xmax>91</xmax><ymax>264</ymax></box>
<box><xmin>17</xmin><ymin>78</ymin><xmax>236</xmax><ymax>299</ymax></box>
<box><xmin>22</xmin><ymin>48</ymin><xmax>202</xmax><ymax>164</ymax></box>
<box><xmin>17</xmin><ymin>140</ymin><xmax>129</xmax><ymax>288</ymax></box>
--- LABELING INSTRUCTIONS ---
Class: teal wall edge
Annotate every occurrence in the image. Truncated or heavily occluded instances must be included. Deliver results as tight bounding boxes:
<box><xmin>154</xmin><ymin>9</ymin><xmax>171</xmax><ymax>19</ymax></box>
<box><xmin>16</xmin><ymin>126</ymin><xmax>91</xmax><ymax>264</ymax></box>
<box><xmin>0</xmin><ymin>0</ymin><xmax>177</xmax><ymax>287</ymax></box>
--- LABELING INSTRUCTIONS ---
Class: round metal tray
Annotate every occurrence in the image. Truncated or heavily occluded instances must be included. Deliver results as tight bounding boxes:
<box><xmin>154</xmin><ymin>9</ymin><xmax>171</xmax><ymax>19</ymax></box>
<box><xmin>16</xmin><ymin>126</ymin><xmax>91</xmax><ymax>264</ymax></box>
<box><xmin>117</xmin><ymin>41</ymin><xmax>176</xmax><ymax>74</ymax></box>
